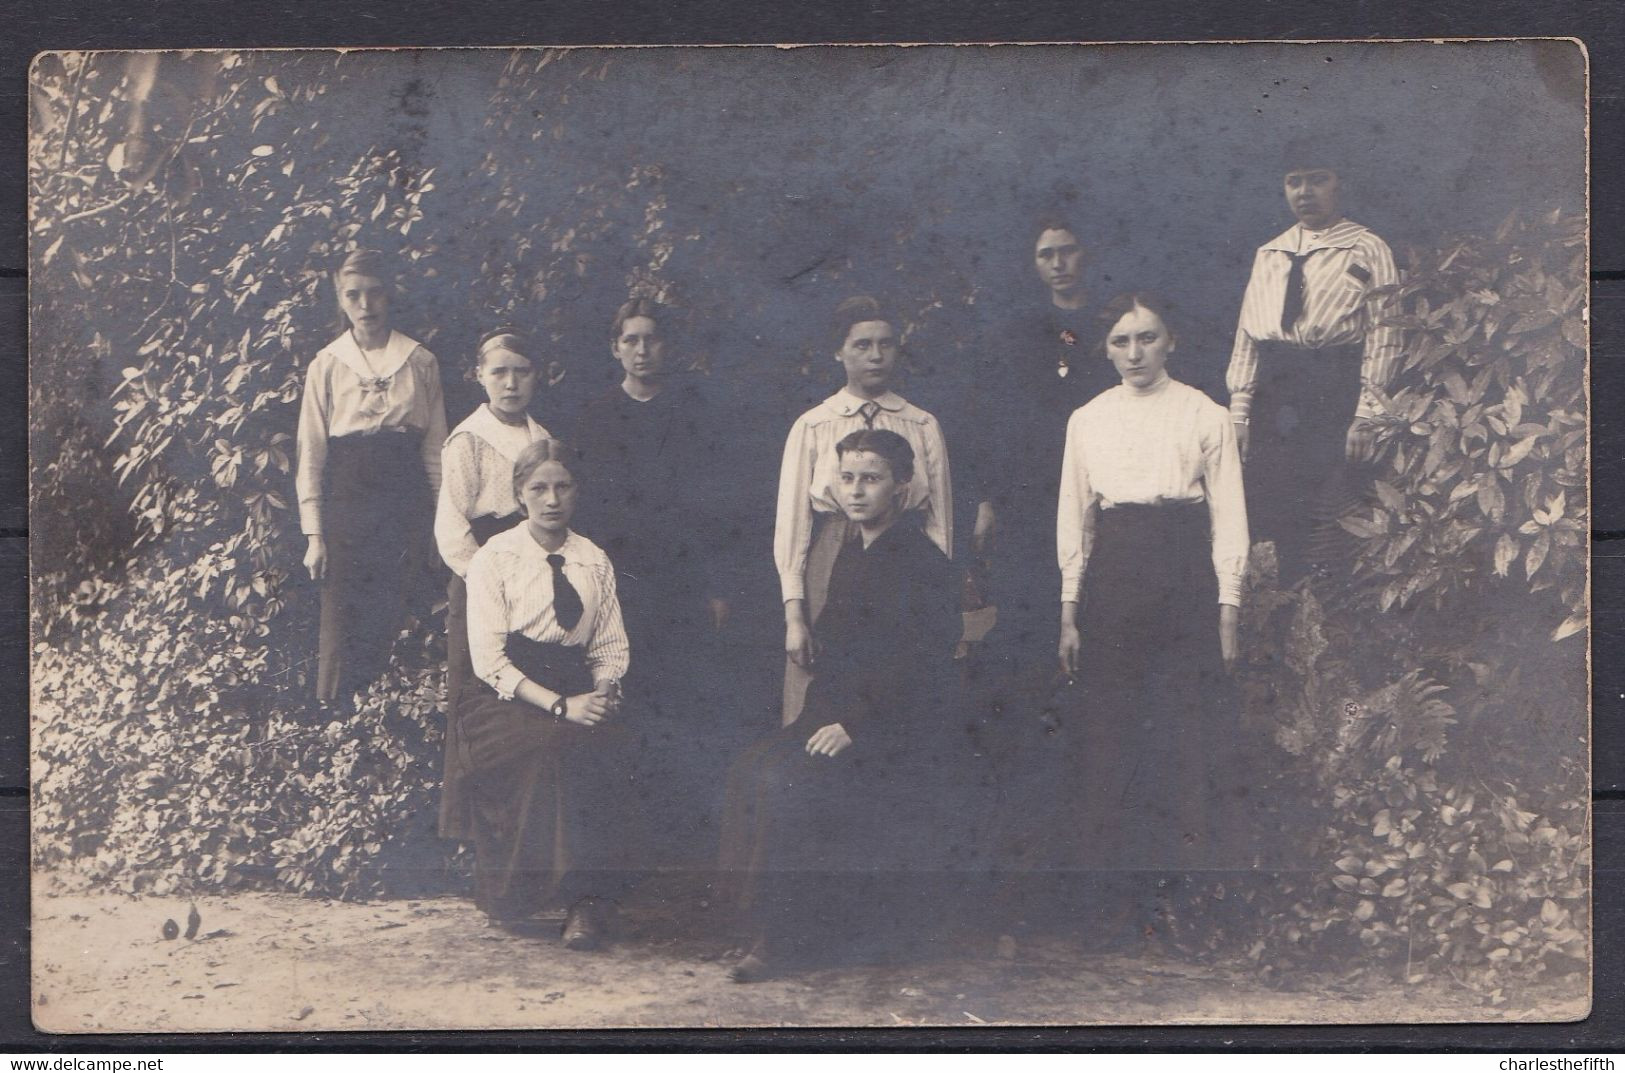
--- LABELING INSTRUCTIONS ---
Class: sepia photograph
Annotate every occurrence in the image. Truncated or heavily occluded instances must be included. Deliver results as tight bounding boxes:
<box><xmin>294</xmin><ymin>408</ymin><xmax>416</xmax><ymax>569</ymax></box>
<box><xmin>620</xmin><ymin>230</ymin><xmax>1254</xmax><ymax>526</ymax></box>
<box><xmin>26</xmin><ymin>40</ymin><xmax>1590</xmax><ymax>1031</ymax></box>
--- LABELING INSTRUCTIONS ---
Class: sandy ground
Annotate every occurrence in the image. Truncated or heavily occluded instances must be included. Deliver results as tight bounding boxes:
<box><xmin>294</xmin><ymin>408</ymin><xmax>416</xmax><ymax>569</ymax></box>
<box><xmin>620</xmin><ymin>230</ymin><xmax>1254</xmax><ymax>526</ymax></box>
<box><xmin>31</xmin><ymin>873</ymin><xmax>1588</xmax><ymax>1033</ymax></box>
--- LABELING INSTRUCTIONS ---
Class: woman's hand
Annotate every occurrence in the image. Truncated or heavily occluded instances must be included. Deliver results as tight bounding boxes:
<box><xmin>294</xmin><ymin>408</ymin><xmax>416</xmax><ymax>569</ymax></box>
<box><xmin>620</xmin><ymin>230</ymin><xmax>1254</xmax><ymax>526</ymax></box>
<box><xmin>303</xmin><ymin>536</ymin><xmax>327</xmax><ymax>582</ymax></box>
<box><xmin>805</xmin><ymin>722</ymin><xmax>852</xmax><ymax>758</ymax></box>
<box><xmin>563</xmin><ymin>690</ymin><xmax>615</xmax><ymax>727</ymax></box>
<box><xmin>1058</xmin><ymin>600</ymin><xmax>1082</xmax><ymax>678</ymax></box>
<box><xmin>1219</xmin><ymin>604</ymin><xmax>1240</xmax><ymax>674</ymax></box>
<box><xmin>1345</xmin><ymin>417</ymin><xmax>1378</xmax><ymax>464</ymax></box>
<box><xmin>972</xmin><ymin>501</ymin><xmax>997</xmax><ymax>557</ymax></box>
<box><xmin>785</xmin><ymin>602</ymin><xmax>817</xmax><ymax>669</ymax></box>
<box><xmin>1058</xmin><ymin>623</ymin><xmax>1081</xmax><ymax>678</ymax></box>
<box><xmin>592</xmin><ymin>677</ymin><xmax>623</xmax><ymax>715</ymax></box>
<box><xmin>1234</xmin><ymin>420</ymin><xmax>1251</xmax><ymax>463</ymax></box>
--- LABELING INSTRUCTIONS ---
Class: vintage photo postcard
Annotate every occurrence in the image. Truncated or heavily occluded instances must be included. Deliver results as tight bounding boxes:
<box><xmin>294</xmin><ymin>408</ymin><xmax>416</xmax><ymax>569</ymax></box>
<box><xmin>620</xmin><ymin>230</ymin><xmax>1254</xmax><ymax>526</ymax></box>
<box><xmin>28</xmin><ymin>41</ymin><xmax>1590</xmax><ymax>1030</ymax></box>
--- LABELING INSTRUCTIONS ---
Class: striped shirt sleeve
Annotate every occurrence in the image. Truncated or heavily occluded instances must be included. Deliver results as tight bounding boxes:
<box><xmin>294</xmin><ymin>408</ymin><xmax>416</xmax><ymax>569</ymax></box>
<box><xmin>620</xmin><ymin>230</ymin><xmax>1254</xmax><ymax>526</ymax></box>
<box><xmin>1356</xmin><ymin>233</ymin><xmax>1402</xmax><ymax>420</ymax></box>
<box><xmin>1226</xmin><ymin>248</ymin><xmax>1268</xmax><ymax>421</ymax></box>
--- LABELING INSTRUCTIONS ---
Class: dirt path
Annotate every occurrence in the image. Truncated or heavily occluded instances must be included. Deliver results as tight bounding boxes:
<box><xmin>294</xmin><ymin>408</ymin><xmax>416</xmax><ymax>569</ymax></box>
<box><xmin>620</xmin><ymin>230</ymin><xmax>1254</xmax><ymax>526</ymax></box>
<box><xmin>31</xmin><ymin>875</ymin><xmax>1587</xmax><ymax>1032</ymax></box>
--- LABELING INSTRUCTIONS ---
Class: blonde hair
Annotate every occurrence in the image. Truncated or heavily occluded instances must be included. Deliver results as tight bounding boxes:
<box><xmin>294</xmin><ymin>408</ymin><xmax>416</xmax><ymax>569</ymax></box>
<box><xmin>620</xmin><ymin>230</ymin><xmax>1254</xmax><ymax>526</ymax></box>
<box><xmin>511</xmin><ymin>439</ymin><xmax>584</xmax><ymax>513</ymax></box>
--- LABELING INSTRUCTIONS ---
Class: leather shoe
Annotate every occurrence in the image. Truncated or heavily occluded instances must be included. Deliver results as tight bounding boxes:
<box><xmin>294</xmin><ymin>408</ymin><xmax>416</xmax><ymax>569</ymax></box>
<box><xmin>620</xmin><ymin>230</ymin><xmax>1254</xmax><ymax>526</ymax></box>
<box><xmin>561</xmin><ymin>897</ymin><xmax>616</xmax><ymax>951</ymax></box>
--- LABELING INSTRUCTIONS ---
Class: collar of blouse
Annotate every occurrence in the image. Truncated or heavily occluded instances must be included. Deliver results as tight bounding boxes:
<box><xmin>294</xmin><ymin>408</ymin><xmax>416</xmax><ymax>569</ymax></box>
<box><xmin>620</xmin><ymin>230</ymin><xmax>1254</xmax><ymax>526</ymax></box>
<box><xmin>327</xmin><ymin>328</ymin><xmax>420</xmax><ymax>384</ymax></box>
<box><xmin>830</xmin><ymin>388</ymin><xmax>907</xmax><ymax>416</ymax></box>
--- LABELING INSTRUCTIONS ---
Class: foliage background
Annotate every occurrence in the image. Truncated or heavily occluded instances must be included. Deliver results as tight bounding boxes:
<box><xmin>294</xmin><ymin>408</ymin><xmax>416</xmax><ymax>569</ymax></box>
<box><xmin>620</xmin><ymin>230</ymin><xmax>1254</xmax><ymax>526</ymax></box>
<box><xmin>27</xmin><ymin>44</ymin><xmax>1588</xmax><ymax>994</ymax></box>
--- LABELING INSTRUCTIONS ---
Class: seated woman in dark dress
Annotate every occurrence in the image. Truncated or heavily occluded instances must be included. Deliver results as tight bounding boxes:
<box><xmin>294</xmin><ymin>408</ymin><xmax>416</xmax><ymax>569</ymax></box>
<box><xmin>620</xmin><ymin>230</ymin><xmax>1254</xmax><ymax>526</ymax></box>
<box><xmin>718</xmin><ymin>429</ymin><xmax>967</xmax><ymax>982</ymax></box>
<box><xmin>454</xmin><ymin>438</ymin><xmax>641</xmax><ymax>950</ymax></box>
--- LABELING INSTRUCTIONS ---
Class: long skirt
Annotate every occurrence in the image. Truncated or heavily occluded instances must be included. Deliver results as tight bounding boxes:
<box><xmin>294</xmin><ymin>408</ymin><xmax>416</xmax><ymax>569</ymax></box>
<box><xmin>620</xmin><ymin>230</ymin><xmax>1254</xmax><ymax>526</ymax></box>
<box><xmin>1247</xmin><ymin>340</ymin><xmax>1366</xmax><ymax>584</ymax></box>
<box><xmin>716</xmin><ymin>719</ymin><xmax>956</xmax><ymax>959</ymax></box>
<box><xmin>1065</xmin><ymin>501</ymin><xmax>1251</xmax><ymax>875</ymax></box>
<box><xmin>438</xmin><ymin>512</ymin><xmax>521</xmax><ymax>841</ymax></box>
<box><xmin>315</xmin><ymin>431</ymin><xmax>432</xmax><ymax>705</ymax></box>
<box><xmin>779</xmin><ymin>512</ymin><xmax>852</xmax><ymax>726</ymax></box>
<box><xmin>451</xmin><ymin>637</ymin><xmax>646</xmax><ymax>922</ymax></box>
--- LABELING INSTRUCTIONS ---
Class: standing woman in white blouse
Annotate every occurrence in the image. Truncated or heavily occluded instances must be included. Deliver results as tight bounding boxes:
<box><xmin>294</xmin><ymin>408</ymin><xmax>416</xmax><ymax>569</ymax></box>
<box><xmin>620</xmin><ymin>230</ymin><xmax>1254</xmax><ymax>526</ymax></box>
<box><xmin>1055</xmin><ymin>292</ymin><xmax>1250</xmax><ymax>941</ymax></box>
<box><xmin>775</xmin><ymin>296</ymin><xmax>953</xmax><ymax>726</ymax></box>
<box><xmin>297</xmin><ymin>249</ymin><xmax>448</xmax><ymax>711</ymax></box>
<box><xmin>459</xmin><ymin>439</ymin><xmax>638</xmax><ymax>948</ymax></box>
<box><xmin>434</xmin><ymin>329</ymin><xmax>552</xmax><ymax>843</ymax></box>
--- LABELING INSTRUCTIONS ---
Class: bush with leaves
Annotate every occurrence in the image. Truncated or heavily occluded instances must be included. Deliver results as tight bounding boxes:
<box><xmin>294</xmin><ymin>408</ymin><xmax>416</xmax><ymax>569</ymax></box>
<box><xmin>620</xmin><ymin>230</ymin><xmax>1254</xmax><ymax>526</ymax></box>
<box><xmin>1230</xmin><ymin>212</ymin><xmax>1589</xmax><ymax>1002</ymax></box>
<box><xmin>29</xmin><ymin>49</ymin><xmax>992</xmax><ymax>899</ymax></box>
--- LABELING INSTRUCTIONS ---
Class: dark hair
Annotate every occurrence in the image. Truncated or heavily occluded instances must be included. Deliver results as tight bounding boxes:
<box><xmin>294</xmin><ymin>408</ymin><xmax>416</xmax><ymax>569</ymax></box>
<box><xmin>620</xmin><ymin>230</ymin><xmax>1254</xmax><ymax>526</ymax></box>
<box><xmin>474</xmin><ymin>327</ymin><xmax>534</xmax><ymax>371</ymax></box>
<box><xmin>610</xmin><ymin>297</ymin><xmax>664</xmax><ymax>341</ymax></box>
<box><xmin>829</xmin><ymin>295</ymin><xmax>896</xmax><ymax>352</ymax></box>
<box><xmin>1032</xmin><ymin>215</ymin><xmax>1080</xmax><ymax>245</ymax></box>
<box><xmin>1279</xmin><ymin>133</ymin><xmax>1345</xmax><ymax>179</ymax></box>
<box><xmin>511</xmin><ymin>438</ymin><xmax>584</xmax><ymax>514</ymax></box>
<box><xmin>834</xmin><ymin>427</ymin><xmax>915</xmax><ymax>484</ymax></box>
<box><xmin>1096</xmin><ymin>291</ymin><xmax>1179</xmax><ymax>349</ymax></box>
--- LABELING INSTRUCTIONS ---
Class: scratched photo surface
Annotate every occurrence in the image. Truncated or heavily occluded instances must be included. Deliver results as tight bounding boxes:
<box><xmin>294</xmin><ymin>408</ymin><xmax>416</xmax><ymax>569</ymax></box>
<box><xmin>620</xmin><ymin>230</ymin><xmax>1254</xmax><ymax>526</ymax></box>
<box><xmin>28</xmin><ymin>42</ymin><xmax>1589</xmax><ymax>1030</ymax></box>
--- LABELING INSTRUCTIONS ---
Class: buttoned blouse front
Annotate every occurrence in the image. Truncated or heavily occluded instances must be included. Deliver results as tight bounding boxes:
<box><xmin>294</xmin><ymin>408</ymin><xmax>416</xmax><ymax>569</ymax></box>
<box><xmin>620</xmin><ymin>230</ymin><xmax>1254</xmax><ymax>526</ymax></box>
<box><xmin>296</xmin><ymin>329</ymin><xmax>449</xmax><ymax>535</ymax></box>
<box><xmin>773</xmin><ymin>388</ymin><xmax>953</xmax><ymax>603</ymax></box>
<box><xmin>1058</xmin><ymin>374</ymin><xmax>1249</xmax><ymax>606</ymax></box>
<box><xmin>464</xmin><ymin>526</ymin><xmax>631</xmax><ymax>700</ymax></box>
<box><xmin>434</xmin><ymin>405</ymin><xmax>553</xmax><ymax>577</ymax></box>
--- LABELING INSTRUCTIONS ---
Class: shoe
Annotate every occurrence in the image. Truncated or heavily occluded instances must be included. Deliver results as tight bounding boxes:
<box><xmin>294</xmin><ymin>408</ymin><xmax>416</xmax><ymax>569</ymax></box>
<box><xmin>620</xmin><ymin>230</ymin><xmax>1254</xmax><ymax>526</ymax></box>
<box><xmin>728</xmin><ymin>952</ymin><xmax>772</xmax><ymax>983</ymax></box>
<box><xmin>561</xmin><ymin>897</ymin><xmax>616</xmax><ymax>951</ymax></box>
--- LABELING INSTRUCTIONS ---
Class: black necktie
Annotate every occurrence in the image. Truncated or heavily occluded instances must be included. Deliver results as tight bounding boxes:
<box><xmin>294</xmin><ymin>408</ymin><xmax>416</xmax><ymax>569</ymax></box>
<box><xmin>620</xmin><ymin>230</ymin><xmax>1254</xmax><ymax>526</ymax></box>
<box><xmin>1280</xmin><ymin>251</ymin><xmax>1313</xmax><ymax>334</ymax></box>
<box><xmin>858</xmin><ymin>401</ymin><xmax>880</xmax><ymax>428</ymax></box>
<box><xmin>547</xmin><ymin>553</ymin><xmax>583</xmax><ymax>632</ymax></box>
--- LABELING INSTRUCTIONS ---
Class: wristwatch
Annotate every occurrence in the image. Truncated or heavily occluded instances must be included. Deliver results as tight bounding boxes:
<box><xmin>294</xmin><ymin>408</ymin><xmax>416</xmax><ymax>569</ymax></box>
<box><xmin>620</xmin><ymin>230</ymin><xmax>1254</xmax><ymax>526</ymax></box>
<box><xmin>549</xmin><ymin>695</ymin><xmax>569</xmax><ymax>720</ymax></box>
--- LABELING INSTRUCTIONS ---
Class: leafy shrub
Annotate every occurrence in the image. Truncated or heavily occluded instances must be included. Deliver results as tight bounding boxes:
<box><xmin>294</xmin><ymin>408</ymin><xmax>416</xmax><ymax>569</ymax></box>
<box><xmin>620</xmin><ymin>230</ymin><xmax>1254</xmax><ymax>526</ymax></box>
<box><xmin>1231</xmin><ymin>213</ymin><xmax>1589</xmax><ymax>1001</ymax></box>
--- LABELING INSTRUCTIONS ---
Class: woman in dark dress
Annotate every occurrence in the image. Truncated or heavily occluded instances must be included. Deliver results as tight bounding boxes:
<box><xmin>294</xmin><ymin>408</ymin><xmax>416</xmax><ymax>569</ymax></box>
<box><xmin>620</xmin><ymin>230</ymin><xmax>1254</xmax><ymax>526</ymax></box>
<box><xmin>454</xmin><ymin>438</ymin><xmax>641</xmax><ymax>949</ymax></box>
<box><xmin>1055</xmin><ymin>293</ymin><xmax>1252</xmax><ymax>945</ymax></box>
<box><xmin>719</xmin><ymin>429</ymin><xmax>967</xmax><ymax>982</ymax></box>
<box><xmin>296</xmin><ymin>248</ymin><xmax>448</xmax><ymax>710</ymax></box>
<box><xmin>571</xmin><ymin>299</ymin><xmax>733</xmax><ymax>859</ymax></box>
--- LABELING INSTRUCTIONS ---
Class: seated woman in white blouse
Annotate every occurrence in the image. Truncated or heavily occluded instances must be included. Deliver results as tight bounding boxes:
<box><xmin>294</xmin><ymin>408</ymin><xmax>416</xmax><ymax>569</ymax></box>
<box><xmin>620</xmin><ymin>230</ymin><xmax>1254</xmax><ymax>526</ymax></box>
<box><xmin>1053</xmin><ymin>292</ymin><xmax>1251</xmax><ymax>948</ymax></box>
<box><xmin>458</xmin><ymin>438</ymin><xmax>639</xmax><ymax>950</ymax></box>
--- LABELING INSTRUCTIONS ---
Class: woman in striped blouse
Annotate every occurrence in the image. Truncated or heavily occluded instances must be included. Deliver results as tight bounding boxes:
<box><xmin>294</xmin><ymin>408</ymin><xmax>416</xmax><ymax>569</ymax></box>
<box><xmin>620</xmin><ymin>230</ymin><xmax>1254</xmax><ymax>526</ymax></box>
<box><xmin>458</xmin><ymin>438</ymin><xmax>641</xmax><ymax>950</ymax></box>
<box><xmin>1055</xmin><ymin>292</ymin><xmax>1250</xmax><ymax>947</ymax></box>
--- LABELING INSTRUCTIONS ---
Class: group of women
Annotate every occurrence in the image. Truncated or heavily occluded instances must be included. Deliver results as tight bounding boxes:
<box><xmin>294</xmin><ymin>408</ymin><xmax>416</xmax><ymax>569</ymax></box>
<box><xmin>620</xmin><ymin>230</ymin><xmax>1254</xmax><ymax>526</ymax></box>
<box><xmin>296</xmin><ymin>246</ymin><xmax>1260</xmax><ymax>982</ymax></box>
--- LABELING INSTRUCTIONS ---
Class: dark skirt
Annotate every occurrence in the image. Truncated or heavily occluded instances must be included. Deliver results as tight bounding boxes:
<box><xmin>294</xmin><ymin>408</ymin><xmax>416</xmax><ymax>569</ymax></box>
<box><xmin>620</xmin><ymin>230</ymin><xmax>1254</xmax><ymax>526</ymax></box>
<box><xmin>451</xmin><ymin>636</ymin><xmax>646</xmax><ymax>922</ymax></box>
<box><xmin>438</xmin><ymin>512</ymin><xmax>521</xmax><ymax>841</ymax></box>
<box><xmin>1064</xmin><ymin>501</ymin><xmax>1251</xmax><ymax>874</ymax></box>
<box><xmin>315</xmin><ymin>431</ymin><xmax>432</xmax><ymax>704</ymax></box>
<box><xmin>717</xmin><ymin>715</ymin><xmax>974</xmax><ymax>956</ymax></box>
<box><xmin>1247</xmin><ymin>340</ymin><xmax>1366</xmax><ymax>584</ymax></box>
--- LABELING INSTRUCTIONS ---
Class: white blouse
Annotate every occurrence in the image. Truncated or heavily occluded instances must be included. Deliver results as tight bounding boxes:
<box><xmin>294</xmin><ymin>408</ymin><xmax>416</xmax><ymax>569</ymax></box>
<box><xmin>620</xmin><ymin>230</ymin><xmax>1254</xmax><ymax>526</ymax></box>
<box><xmin>773</xmin><ymin>388</ymin><xmax>953</xmax><ymax>603</ymax></box>
<box><xmin>1057</xmin><ymin>373</ymin><xmax>1249</xmax><ymax>606</ymax></box>
<box><xmin>296</xmin><ymin>330</ymin><xmax>449</xmax><ymax>536</ymax></box>
<box><xmin>434</xmin><ymin>405</ymin><xmax>553</xmax><ymax>577</ymax></box>
<box><xmin>465</xmin><ymin>526</ymin><xmax>631</xmax><ymax>700</ymax></box>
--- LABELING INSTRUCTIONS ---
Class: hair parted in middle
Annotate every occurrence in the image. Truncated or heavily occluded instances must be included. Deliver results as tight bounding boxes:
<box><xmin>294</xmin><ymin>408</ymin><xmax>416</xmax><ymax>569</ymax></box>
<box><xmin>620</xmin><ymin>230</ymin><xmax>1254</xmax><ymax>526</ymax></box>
<box><xmin>834</xmin><ymin>427</ymin><xmax>915</xmax><ymax>484</ymax></box>
<box><xmin>1095</xmin><ymin>291</ymin><xmax>1180</xmax><ymax>352</ymax></box>
<box><xmin>474</xmin><ymin>327</ymin><xmax>534</xmax><ymax>371</ymax></box>
<box><xmin>610</xmin><ymin>297</ymin><xmax>665</xmax><ymax>341</ymax></box>
<box><xmin>511</xmin><ymin>438</ymin><xmax>585</xmax><ymax>514</ymax></box>
<box><xmin>829</xmin><ymin>295</ymin><xmax>897</xmax><ymax>352</ymax></box>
